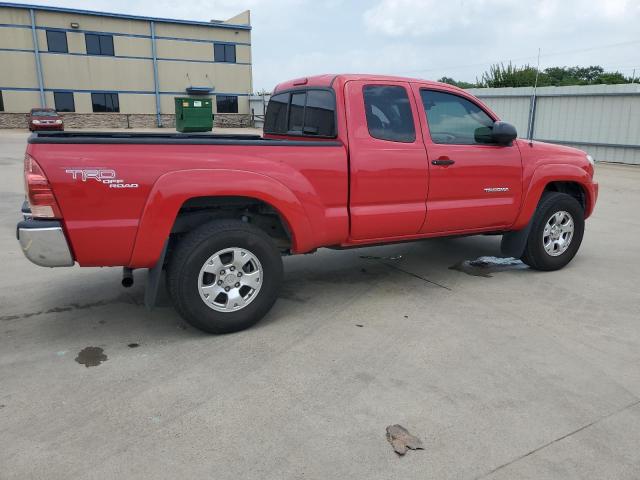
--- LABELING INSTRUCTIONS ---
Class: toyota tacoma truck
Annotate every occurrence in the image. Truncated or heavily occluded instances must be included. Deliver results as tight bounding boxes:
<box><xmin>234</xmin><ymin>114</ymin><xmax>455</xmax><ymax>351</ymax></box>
<box><xmin>17</xmin><ymin>74</ymin><xmax>598</xmax><ymax>333</ymax></box>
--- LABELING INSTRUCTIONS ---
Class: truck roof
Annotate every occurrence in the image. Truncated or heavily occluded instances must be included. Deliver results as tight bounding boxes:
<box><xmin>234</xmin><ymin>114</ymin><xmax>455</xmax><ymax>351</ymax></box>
<box><xmin>273</xmin><ymin>74</ymin><xmax>465</xmax><ymax>93</ymax></box>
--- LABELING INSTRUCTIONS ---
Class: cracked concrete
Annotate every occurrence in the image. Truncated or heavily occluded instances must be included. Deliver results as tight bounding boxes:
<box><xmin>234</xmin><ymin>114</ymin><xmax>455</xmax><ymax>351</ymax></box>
<box><xmin>1</xmin><ymin>130</ymin><xmax>640</xmax><ymax>479</ymax></box>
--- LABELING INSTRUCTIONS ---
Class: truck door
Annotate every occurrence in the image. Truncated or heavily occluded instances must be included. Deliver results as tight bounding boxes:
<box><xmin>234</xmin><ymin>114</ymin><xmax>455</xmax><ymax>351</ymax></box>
<box><xmin>345</xmin><ymin>80</ymin><xmax>429</xmax><ymax>240</ymax></box>
<box><xmin>412</xmin><ymin>86</ymin><xmax>523</xmax><ymax>233</ymax></box>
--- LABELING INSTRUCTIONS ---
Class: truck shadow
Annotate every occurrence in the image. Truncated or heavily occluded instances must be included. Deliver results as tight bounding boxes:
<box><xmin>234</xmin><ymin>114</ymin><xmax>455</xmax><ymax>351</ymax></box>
<box><xmin>5</xmin><ymin>236</ymin><xmax>533</xmax><ymax>340</ymax></box>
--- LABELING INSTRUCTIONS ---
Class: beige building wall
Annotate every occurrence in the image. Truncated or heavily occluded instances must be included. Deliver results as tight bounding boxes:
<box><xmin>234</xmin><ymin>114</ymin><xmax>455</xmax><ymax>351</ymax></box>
<box><xmin>0</xmin><ymin>51</ymin><xmax>39</xmax><ymax>89</ymax></box>
<box><xmin>39</xmin><ymin>55</ymin><xmax>155</xmax><ymax>92</ymax></box>
<box><xmin>0</xmin><ymin>6</ymin><xmax>30</xmax><ymax>25</ymax></box>
<box><xmin>155</xmin><ymin>22</ymin><xmax>251</xmax><ymax>45</ymax></box>
<box><xmin>0</xmin><ymin>4</ymin><xmax>253</xmax><ymax>123</ymax></box>
<box><xmin>34</xmin><ymin>11</ymin><xmax>151</xmax><ymax>36</ymax></box>
<box><xmin>156</xmin><ymin>38</ymin><xmax>213</xmax><ymax>62</ymax></box>
<box><xmin>0</xmin><ymin>26</ymin><xmax>32</xmax><ymax>48</ymax></box>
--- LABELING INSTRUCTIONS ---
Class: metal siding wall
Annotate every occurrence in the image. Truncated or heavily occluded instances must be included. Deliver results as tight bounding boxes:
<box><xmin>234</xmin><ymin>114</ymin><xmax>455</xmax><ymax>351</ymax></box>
<box><xmin>467</xmin><ymin>85</ymin><xmax>640</xmax><ymax>165</ymax></box>
<box><xmin>478</xmin><ymin>96</ymin><xmax>530</xmax><ymax>138</ymax></box>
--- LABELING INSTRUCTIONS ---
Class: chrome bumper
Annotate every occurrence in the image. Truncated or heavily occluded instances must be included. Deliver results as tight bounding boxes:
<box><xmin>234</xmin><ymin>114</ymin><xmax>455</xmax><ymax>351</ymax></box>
<box><xmin>17</xmin><ymin>219</ymin><xmax>74</xmax><ymax>267</ymax></box>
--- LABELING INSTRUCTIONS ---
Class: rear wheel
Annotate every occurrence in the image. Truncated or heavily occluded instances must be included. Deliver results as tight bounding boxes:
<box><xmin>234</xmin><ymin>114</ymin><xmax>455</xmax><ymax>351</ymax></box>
<box><xmin>521</xmin><ymin>192</ymin><xmax>585</xmax><ymax>271</ymax></box>
<box><xmin>167</xmin><ymin>220</ymin><xmax>283</xmax><ymax>334</ymax></box>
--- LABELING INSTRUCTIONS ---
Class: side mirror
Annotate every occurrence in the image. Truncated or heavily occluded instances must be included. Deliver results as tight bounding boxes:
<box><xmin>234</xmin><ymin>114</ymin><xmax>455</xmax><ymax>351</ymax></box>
<box><xmin>491</xmin><ymin>121</ymin><xmax>517</xmax><ymax>145</ymax></box>
<box><xmin>474</xmin><ymin>121</ymin><xmax>517</xmax><ymax>145</ymax></box>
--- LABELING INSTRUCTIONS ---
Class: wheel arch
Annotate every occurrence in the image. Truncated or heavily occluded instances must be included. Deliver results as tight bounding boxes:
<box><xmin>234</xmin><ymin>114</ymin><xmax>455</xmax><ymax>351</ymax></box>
<box><xmin>513</xmin><ymin>163</ymin><xmax>595</xmax><ymax>230</ymax></box>
<box><xmin>128</xmin><ymin>169</ymin><xmax>315</xmax><ymax>267</ymax></box>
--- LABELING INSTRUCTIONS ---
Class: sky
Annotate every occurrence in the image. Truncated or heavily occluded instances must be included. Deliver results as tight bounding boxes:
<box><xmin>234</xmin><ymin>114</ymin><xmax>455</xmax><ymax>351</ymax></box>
<box><xmin>10</xmin><ymin>0</ymin><xmax>640</xmax><ymax>91</ymax></box>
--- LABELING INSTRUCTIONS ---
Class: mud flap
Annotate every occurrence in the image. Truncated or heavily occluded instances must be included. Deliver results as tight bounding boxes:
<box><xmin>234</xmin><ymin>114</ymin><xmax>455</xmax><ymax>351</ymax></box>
<box><xmin>144</xmin><ymin>241</ymin><xmax>168</xmax><ymax>310</ymax></box>
<box><xmin>500</xmin><ymin>220</ymin><xmax>533</xmax><ymax>259</ymax></box>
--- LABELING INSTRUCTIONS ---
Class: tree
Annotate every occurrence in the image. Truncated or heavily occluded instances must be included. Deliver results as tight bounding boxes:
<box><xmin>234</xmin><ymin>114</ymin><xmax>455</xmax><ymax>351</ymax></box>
<box><xmin>477</xmin><ymin>63</ymin><xmax>546</xmax><ymax>88</ymax></box>
<box><xmin>437</xmin><ymin>76</ymin><xmax>477</xmax><ymax>89</ymax></box>
<box><xmin>472</xmin><ymin>62</ymin><xmax>633</xmax><ymax>88</ymax></box>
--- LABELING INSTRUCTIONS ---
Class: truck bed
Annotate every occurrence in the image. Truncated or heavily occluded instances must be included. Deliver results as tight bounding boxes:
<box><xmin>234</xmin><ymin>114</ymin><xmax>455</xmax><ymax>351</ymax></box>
<box><xmin>28</xmin><ymin>131</ymin><xmax>341</xmax><ymax>146</ymax></box>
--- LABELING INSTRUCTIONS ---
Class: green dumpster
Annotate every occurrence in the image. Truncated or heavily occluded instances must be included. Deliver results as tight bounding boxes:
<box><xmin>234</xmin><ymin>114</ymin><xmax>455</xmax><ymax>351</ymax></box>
<box><xmin>174</xmin><ymin>97</ymin><xmax>213</xmax><ymax>133</ymax></box>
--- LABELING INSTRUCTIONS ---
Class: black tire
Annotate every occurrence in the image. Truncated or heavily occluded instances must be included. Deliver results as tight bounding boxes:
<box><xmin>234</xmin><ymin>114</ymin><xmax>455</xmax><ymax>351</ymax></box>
<box><xmin>521</xmin><ymin>192</ymin><xmax>585</xmax><ymax>271</ymax></box>
<box><xmin>167</xmin><ymin>220</ymin><xmax>283</xmax><ymax>334</ymax></box>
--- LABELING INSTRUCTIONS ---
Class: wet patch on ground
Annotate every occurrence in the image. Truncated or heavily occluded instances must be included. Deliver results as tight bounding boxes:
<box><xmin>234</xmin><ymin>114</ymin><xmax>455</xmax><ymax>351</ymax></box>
<box><xmin>75</xmin><ymin>346</ymin><xmax>108</xmax><ymax>367</ymax></box>
<box><xmin>360</xmin><ymin>254</ymin><xmax>404</xmax><ymax>261</ymax></box>
<box><xmin>449</xmin><ymin>256</ymin><xmax>529</xmax><ymax>278</ymax></box>
<box><xmin>0</xmin><ymin>293</ymin><xmax>142</xmax><ymax>322</ymax></box>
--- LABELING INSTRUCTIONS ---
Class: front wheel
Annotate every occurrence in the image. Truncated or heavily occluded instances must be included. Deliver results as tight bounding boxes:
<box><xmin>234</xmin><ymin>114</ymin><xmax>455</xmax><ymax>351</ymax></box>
<box><xmin>521</xmin><ymin>192</ymin><xmax>585</xmax><ymax>271</ymax></box>
<box><xmin>167</xmin><ymin>220</ymin><xmax>283</xmax><ymax>334</ymax></box>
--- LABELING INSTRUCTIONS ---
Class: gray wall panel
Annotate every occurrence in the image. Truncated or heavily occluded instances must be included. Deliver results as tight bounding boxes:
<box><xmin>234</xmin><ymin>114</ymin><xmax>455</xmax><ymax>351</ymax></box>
<box><xmin>467</xmin><ymin>84</ymin><xmax>640</xmax><ymax>165</ymax></box>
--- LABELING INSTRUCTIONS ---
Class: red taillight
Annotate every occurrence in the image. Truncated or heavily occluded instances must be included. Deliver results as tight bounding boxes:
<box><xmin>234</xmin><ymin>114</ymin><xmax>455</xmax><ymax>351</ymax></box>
<box><xmin>24</xmin><ymin>154</ymin><xmax>62</xmax><ymax>218</ymax></box>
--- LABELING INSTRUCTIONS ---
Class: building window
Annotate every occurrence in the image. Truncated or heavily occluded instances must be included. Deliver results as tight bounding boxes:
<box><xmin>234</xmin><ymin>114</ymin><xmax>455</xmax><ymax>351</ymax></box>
<box><xmin>54</xmin><ymin>92</ymin><xmax>75</xmax><ymax>112</ymax></box>
<box><xmin>363</xmin><ymin>85</ymin><xmax>415</xmax><ymax>143</ymax></box>
<box><xmin>46</xmin><ymin>30</ymin><xmax>68</xmax><ymax>53</ymax></box>
<box><xmin>91</xmin><ymin>92</ymin><xmax>119</xmax><ymax>112</ymax></box>
<box><xmin>85</xmin><ymin>34</ymin><xmax>115</xmax><ymax>56</ymax></box>
<box><xmin>0</xmin><ymin>91</ymin><xmax>4</xmax><ymax>112</ymax></box>
<box><xmin>214</xmin><ymin>43</ymin><xmax>236</xmax><ymax>63</ymax></box>
<box><xmin>216</xmin><ymin>95</ymin><xmax>238</xmax><ymax>113</ymax></box>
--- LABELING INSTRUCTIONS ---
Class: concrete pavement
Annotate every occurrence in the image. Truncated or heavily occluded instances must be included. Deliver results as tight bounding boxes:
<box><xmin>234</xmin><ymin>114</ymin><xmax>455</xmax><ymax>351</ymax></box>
<box><xmin>1</xmin><ymin>129</ymin><xmax>639</xmax><ymax>479</ymax></box>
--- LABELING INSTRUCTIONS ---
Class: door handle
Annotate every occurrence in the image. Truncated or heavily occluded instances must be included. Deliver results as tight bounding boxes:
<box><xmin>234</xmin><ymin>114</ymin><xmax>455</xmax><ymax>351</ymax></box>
<box><xmin>432</xmin><ymin>158</ymin><xmax>455</xmax><ymax>166</ymax></box>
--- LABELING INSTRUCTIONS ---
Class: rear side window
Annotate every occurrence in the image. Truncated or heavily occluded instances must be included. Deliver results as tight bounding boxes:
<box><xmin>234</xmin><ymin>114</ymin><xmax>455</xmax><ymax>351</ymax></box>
<box><xmin>363</xmin><ymin>85</ymin><xmax>415</xmax><ymax>143</ymax></box>
<box><xmin>264</xmin><ymin>89</ymin><xmax>336</xmax><ymax>137</ymax></box>
<box><xmin>420</xmin><ymin>90</ymin><xmax>495</xmax><ymax>145</ymax></box>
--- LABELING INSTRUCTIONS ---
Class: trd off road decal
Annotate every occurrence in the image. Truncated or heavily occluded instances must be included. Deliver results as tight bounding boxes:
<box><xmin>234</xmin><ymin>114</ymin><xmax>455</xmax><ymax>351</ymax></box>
<box><xmin>65</xmin><ymin>168</ymin><xmax>139</xmax><ymax>189</ymax></box>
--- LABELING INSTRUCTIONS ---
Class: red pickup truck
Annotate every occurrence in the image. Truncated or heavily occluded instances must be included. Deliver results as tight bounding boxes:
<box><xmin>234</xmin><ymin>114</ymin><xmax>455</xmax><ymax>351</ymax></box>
<box><xmin>18</xmin><ymin>74</ymin><xmax>598</xmax><ymax>333</ymax></box>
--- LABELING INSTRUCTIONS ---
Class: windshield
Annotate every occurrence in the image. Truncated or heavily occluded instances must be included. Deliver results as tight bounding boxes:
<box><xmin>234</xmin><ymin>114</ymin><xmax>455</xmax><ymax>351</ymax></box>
<box><xmin>31</xmin><ymin>110</ymin><xmax>58</xmax><ymax>117</ymax></box>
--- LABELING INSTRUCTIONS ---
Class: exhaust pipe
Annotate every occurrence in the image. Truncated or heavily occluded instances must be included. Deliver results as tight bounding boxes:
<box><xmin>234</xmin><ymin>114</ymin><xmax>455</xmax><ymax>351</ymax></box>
<box><xmin>122</xmin><ymin>267</ymin><xmax>134</xmax><ymax>288</ymax></box>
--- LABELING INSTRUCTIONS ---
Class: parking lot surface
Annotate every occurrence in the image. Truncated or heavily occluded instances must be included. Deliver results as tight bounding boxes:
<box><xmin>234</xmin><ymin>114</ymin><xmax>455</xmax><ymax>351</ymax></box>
<box><xmin>1</xmin><ymin>129</ymin><xmax>639</xmax><ymax>479</ymax></box>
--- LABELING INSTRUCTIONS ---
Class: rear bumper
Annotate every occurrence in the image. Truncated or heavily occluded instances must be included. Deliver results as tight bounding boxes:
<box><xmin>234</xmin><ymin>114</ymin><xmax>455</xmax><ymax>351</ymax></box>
<box><xmin>17</xmin><ymin>218</ymin><xmax>74</xmax><ymax>267</ymax></box>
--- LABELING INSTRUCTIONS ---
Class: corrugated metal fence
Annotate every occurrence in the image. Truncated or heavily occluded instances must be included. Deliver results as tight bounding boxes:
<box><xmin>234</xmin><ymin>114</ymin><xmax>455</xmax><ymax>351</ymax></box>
<box><xmin>251</xmin><ymin>84</ymin><xmax>640</xmax><ymax>165</ymax></box>
<box><xmin>467</xmin><ymin>84</ymin><xmax>640</xmax><ymax>165</ymax></box>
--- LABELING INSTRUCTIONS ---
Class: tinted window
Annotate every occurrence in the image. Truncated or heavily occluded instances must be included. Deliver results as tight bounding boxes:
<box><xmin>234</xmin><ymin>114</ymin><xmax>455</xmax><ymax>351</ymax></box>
<box><xmin>99</xmin><ymin>35</ymin><xmax>115</xmax><ymax>56</ymax></box>
<box><xmin>214</xmin><ymin>43</ymin><xmax>236</xmax><ymax>63</ymax></box>
<box><xmin>288</xmin><ymin>92</ymin><xmax>305</xmax><ymax>132</ymax></box>
<box><xmin>264</xmin><ymin>93</ymin><xmax>288</xmax><ymax>134</ymax></box>
<box><xmin>304</xmin><ymin>90</ymin><xmax>335</xmax><ymax>136</ymax></box>
<box><xmin>54</xmin><ymin>92</ymin><xmax>75</xmax><ymax>112</ymax></box>
<box><xmin>86</xmin><ymin>34</ymin><xmax>114</xmax><ymax>56</ymax></box>
<box><xmin>363</xmin><ymin>85</ymin><xmax>415</xmax><ymax>142</ymax></box>
<box><xmin>46</xmin><ymin>30</ymin><xmax>68</xmax><ymax>53</ymax></box>
<box><xmin>421</xmin><ymin>90</ymin><xmax>495</xmax><ymax>145</ymax></box>
<box><xmin>85</xmin><ymin>34</ymin><xmax>100</xmax><ymax>54</ymax></box>
<box><xmin>91</xmin><ymin>92</ymin><xmax>119</xmax><ymax>112</ymax></box>
<box><xmin>264</xmin><ymin>90</ymin><xmax>336</xmax><ymax>137</ymax></box>
<box><xmin>0</xmin><ymin>91</ymin><xmax>3</xmax><ymax>112</ymax></box>
<box><xmin>216</xmin><ymin>95</ymin><xmax>238</xmax><ymax>113</ymax></box>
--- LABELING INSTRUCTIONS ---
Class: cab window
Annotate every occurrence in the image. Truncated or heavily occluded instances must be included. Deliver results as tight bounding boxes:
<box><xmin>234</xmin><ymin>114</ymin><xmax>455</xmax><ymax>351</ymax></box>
<box><xmin>363</xmin><ymin>85</ymin><xmax>415</xmax><ymax>143</ymax></box>
<box><xmin>264</xmin><ymin>89</ymin><xmax>336</xmax><ymax>137</ymax></box>
<box><xmin>420</xmin><ymin>90</ymin><xmax>495</xmax><ymax>145</ymax></box>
